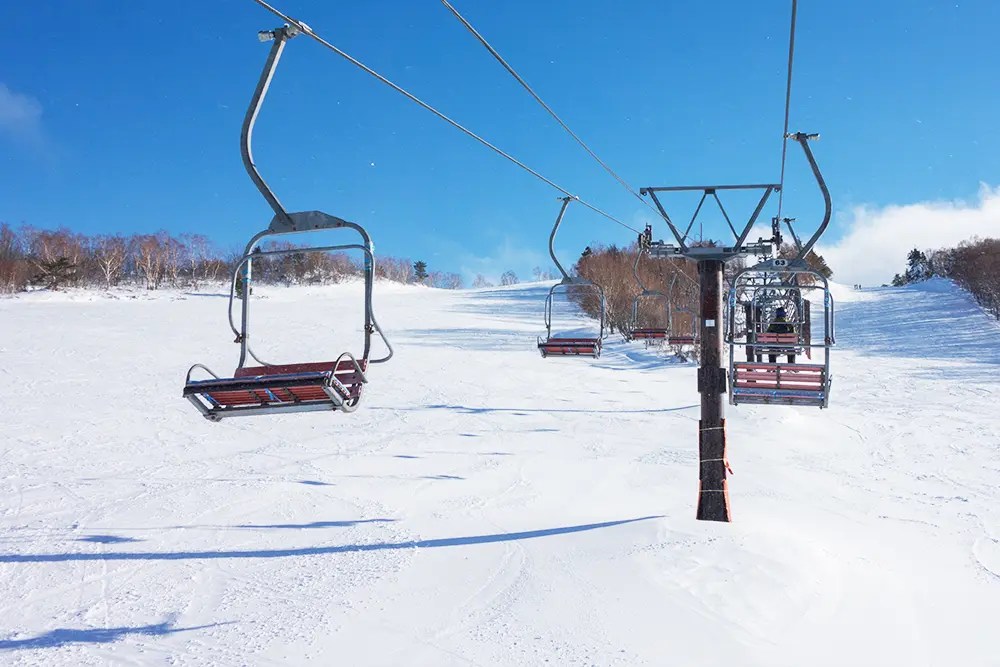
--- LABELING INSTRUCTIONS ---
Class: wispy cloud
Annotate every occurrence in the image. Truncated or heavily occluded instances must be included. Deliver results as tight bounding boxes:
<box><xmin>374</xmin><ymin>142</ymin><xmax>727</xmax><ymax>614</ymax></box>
<box><xmin>455</xmin><ymin>235</ymin><xmax>553</xmax><ymax>285</ymax></box>
<box><xmin>0</xmin><ymin>83</ymin><xmax>46</xmax><ymax>149</ymax></box>
<box><xmin>813</xmin><ymin>184</ymin><xmax>1000</xmax><ymax>287</ymax></box>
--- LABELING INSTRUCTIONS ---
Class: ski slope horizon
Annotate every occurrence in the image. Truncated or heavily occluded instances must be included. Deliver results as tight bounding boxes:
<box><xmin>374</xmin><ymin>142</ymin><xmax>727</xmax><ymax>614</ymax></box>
<box><xmin>2</xmin><ymin>276</ymin><xmax>1000</xmax><ymax>665</ymax></box>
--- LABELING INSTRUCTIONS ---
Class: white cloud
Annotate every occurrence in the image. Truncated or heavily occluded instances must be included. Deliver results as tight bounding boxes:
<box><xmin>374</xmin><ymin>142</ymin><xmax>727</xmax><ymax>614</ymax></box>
<box><xmin>815</xmin><ymin>184</ymin><xmax>1000</xmax><ymax>287</ymax></box>
<box><xmin>456</xmin><ymin>235</ymin><xmax>552</xmax><ymax>285</ymax></box>
<box><xmin>0</xmin><ymin>83</ymin><xmax>45</xmax><ymax>147</ymax></box>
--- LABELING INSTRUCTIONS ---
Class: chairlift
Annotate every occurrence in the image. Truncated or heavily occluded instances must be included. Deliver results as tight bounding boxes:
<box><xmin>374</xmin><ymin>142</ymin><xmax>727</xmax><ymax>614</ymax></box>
<box><xmin>726</xmin><ymin>258</ymin><xmax>835</xmax><ymax>408</ymax></box>
<box><xmin>183</xmin><ymin>24</ymin><xmax>393</xmax><ymax>421</ymax></box>
<box><xmin>629</xmin><ymin>245</ymin><xmax>670</xmax><ymax>343</ymax></box>
<box><xmin>537</xmin><ymin>197</ymin><xmax>607</xmax><ymax>358</ymax></box>
<box><xmin>666</xmin><ymin>271</ymin><xmax>700</xmax><ymax>347</ymax></box>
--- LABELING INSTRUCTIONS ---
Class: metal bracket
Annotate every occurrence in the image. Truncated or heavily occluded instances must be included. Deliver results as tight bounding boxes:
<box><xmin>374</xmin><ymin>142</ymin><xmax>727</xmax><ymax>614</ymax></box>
<box><xmin>638</xmin><ymin>131</ymin><xmax>828</xmax><ymax>265</ymax></box>
<box><xmin>697</xmin><ymin>366</ymin><xmax>727</xmax><ymax>395</ymax></box>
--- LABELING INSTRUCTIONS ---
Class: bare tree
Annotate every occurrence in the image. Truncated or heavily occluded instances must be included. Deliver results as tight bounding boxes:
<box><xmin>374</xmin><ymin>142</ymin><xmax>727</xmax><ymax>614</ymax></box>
<box><xmin>500</xmin><ymin>270</ymin><xmax>519</xmax><ymax>286</ymax></box>
<box><xmin>0</xmin><ymin>223</ymin><xmax>30</xmax><ymax>293</ymax></box>
<box><xmin>135</xmin><ymin>234</ymin><xmax>165</xmax><ymax>289</ymax></box>
<box><xmin>0</xmin><ymin>223</ymin><xmax>461</xmax><ymax>295</ymax></box>
<box><xmin>92</xmin><ymin>235</ymin><xmax>129</xmax><ymax>289</ymax></box>
<box><xmin>573</xmin><ymin>242</ymin><xmax>699</xmax><ymax>337</ymax></box>
<box><xmin>161</xmin><ymin>231</ymin><xmax>187</xmax><ymax>287</ymax></box>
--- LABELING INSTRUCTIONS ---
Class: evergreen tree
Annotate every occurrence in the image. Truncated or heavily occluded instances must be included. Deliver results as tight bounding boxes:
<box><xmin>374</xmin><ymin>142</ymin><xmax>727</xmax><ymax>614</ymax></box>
<box><xmin>34</xmin><ymin>256</ymin><xmax>78</xmax><ymax>290</ymax></box>
<box><xmin>235</xmin><ymin>271</ymin><xmax>247</xmax><ymax>299</ymax></box>
<box><xmin>413</xmin><ymin>260</ymin><xmax>428</xmax><ymax>282</ymax></box>
<box><xmin>904</xmin><ymin>248</ymin><xmax>931</xmax><ymax>283</ymax></box>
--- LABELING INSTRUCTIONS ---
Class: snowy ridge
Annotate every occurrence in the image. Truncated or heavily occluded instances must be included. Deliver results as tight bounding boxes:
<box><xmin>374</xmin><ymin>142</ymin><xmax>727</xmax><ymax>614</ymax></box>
<box><xmin>1</xmin><ymin>278</ymin><xmax>999</xmax><ymax>665</ymax></box>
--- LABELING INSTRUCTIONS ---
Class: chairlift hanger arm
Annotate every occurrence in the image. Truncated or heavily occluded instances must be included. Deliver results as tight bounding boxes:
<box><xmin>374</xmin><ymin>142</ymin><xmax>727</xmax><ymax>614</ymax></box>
<box><xmin>242</xmin><ymin>25</ymin><xmax>299</xmax><ymax>227</ymax></box>
<box><xmin>787</xmin><ymin>132</ymin><xmax>831</xmax><ymax>261</ymax></box>
<box><xmin>548</xmin><ymin>196</ymin><xmax>575</xmax><ymax>282</ymax></box>
<box><xmin>631</xmin><ymin>251</ymin><xmax>669</xmax><ymax>301</ymax></box>
<box><xmin>632</xmin><ymin>250</ymin><xmax>645</xmax><ymax>291</ymax></box>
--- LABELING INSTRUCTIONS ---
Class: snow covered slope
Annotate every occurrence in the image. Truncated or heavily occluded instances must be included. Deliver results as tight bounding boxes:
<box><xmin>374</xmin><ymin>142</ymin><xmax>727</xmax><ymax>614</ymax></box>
<box><xmin>1</xmin><ymin>278</ymin><xmax>999</xmax><ymax>665</ymax></box>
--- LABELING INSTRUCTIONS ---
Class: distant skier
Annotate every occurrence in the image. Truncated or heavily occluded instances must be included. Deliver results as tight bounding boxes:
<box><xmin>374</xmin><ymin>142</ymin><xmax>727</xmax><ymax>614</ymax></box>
<box><xmin>766</xmin><ymin>307</ymin><xmax>796</xmax><ymax>364</ymax></box>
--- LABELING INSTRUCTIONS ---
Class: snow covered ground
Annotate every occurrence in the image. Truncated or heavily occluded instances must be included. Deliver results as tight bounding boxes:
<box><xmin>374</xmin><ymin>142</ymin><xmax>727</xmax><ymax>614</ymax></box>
<box><xmin>1</xmin><ymin>277</ymin><xmax>999</xmax><ymax>665</ymax></box>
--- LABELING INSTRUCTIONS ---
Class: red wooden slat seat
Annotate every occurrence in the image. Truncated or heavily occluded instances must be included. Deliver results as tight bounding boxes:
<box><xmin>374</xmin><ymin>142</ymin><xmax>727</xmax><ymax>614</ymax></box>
<box><xmin>751</xmin><ymin>332</ymin><xmax>801</xmax><ymax>358</ymax></box>
<box><xmin>184</xmin><ymin>358</ymin><xmax>368</xmax><ymax>420</ymax></box>
<box><xmin>731</xmin><ymin>362</ymin><xmax>828</xmax><ymax>407</ymax></box>
<box><xmin>538</xmin><ymin>337</ymin><xmax>601</xmax><ymax>358</ymax></box>
<box><xmin>754</xmin><ymin>333</ymin><xmax>800</xmax><ymax>344</ymax></box>
<box><xmin>632</xmin><ymin>328</ymin><xmax>668</xmax><ymax>339</ymax></box>
<box><xmin>235</xmin><ymin>359</ymin><xmax>365</xmax><ymax>398</ymax></box>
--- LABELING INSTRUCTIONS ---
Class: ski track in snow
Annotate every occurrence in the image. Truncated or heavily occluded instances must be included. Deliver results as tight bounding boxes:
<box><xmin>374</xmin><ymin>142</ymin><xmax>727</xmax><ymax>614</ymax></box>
<box><xmin>1</xmin><ymin>278</ymin><xmax>999</xmax><ymax>665</ymax></box>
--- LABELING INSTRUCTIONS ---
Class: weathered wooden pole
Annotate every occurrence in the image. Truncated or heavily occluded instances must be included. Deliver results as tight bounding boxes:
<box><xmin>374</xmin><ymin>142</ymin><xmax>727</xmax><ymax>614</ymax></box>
<box><xmin>696</xmin><ymin>259</ymin><xmax>731</xmax><ymax>522</ymax></box>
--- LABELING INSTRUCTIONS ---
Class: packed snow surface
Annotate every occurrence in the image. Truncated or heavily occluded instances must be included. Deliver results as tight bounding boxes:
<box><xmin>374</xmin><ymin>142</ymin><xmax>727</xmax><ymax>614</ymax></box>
<box><xmin>1</xmin><ymin>278</ymin><xmax>999</xmax><ymax>665</ymax></box>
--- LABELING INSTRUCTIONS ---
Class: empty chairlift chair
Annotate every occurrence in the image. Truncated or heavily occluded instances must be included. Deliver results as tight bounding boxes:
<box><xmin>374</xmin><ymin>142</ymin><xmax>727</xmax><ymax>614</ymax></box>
<box><xmin>726</xmin><ymin>259</ymin><xmax>835</xmax><ymax>408</ymax></box>
<box><xmin>629</xmin><ymin>249</ymin><xmax>670</xmax><ymax>343</ymax></box>
<box><xmin>537</xmin><ymin>197</ymin><xmax>607</xmax><ymax>358</ymax></box>
<box><xmin>182</xmin><ymin>24</ymin><xmax>393</xmax><ymax>421</ymax></box>
<box><xmin>667</xmin><ymin>272</ymin><xmax>700</xmax><ymax>347</ymax></box>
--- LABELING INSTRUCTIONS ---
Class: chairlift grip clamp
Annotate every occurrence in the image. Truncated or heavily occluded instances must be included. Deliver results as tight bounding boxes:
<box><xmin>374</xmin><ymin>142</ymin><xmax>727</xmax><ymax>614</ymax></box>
<box><xmin>258</xmin><ymin>23</ymin><xmax>303</xmax><ymax>43</ymax></box>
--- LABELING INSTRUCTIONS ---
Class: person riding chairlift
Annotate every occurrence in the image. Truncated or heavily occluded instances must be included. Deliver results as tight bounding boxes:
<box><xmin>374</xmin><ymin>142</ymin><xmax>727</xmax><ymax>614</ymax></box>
<box><xmin>765</xmin><ymin>306</ymin><xmax>796</xmax><ymax>364</ymax></box>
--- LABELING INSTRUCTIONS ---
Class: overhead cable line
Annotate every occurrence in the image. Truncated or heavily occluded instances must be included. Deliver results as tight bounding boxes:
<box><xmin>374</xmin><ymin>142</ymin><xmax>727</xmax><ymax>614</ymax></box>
<box><xmin>775</xmin><ymin>0</ymin><xmax>798</xmax><ymax>222</ymax></box>
<box><xmin>249</xmin><ymin>0</ymin><xmax>642</xmax><ymax>234</ymax></box>
<box><xmin>440</xmin><ymin>0</ymin><xmax>664</xmax><ymax>222</ymax></box>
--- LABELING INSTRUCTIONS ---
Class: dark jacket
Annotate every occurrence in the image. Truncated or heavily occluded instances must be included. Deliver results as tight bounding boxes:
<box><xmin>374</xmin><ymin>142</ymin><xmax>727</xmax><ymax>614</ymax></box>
<box><xmin>767</xmin><ymin>314</ymin><xmax>794</xmax><ymax>335</ymax></box>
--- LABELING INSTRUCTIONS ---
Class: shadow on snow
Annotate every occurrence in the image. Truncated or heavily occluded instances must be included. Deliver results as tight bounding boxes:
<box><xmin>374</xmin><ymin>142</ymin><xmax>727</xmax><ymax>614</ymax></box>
<box><xmin>0</xmin><ymin>516</ymin><xmax>662</xmax><ymax>564</ymax></box>
<box><xmin>0</xmin><ymin>618</ymin><xmax>228</xmax><ymax>651</ymax></box>
<box><xmin>234</xmin><ymin>519</ymin><xmax>395</xmax><ymax>530</ymax></box>
<box><xmin>378</xmin><ymin>404</ymin><xmax>698</xmax><ymax>415</ymax></box>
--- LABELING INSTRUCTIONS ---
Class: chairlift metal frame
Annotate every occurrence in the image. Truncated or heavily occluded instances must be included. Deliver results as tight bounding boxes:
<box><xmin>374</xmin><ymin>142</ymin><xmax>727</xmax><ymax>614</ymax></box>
<box><xmin>183</xmin><ymin>24</ymin><xmax>392</xmax><ymax>421</ymax></box>
<box><xmin>538</xmin><ymin>196</ymin><xmax>607</xmax><ymax>358</ymax></box>
<box><xmin>629</xmin><ymin>243</ymin><xmax>670</xmax><ymax>343</ymax></box>
<box><xmin>738</xmin><ymin>272</ymin><xmax>810</xmax><ymax>359</ymax></box>
<box><xmin>639</xmin><ymin>133</ymin><xmax>829</xmax><ymax>263</ymax></box>
<box><xmin>666</xmin><ymin>271</ymin><xmax>700</xmax><ymax>347</ymax></box>
<box><xmin>726</xmin><ymin>258</ymin><xmax>835</xmax><ymax>408</ymax></box>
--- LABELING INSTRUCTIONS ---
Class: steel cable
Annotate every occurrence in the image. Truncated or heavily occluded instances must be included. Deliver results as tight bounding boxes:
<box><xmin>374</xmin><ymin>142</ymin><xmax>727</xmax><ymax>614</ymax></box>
<box><xmin>249</xmin><ymin>0</ymin><xmax>642</xmax><ymax>234</ymax></box>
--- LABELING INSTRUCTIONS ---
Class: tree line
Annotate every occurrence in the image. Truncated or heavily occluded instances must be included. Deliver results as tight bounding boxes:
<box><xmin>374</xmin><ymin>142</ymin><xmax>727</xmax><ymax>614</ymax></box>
<box><xmin>0</xmin><ymin>223</ymin><xmax>464</xmax><ymax>294</ymax></box>
<box><xmin>891</xmin><ymin>238</ymin><xmax>1000</xmax><ymax>319</ymax></box>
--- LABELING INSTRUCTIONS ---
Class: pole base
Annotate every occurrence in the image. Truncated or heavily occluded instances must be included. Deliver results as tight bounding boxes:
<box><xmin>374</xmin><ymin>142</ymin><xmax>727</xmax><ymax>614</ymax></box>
<box><xmin>696</xmin><ymin>484</ymin><xmax>731</xmax><ymax>522</ymax></box>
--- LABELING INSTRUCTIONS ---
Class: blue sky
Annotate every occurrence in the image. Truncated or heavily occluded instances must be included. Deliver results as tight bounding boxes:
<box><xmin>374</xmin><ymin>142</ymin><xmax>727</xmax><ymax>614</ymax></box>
<box><xmin>1</xmin><ymin>1</ymin><xmax>997</xmax><ymax>285</ymax></box>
